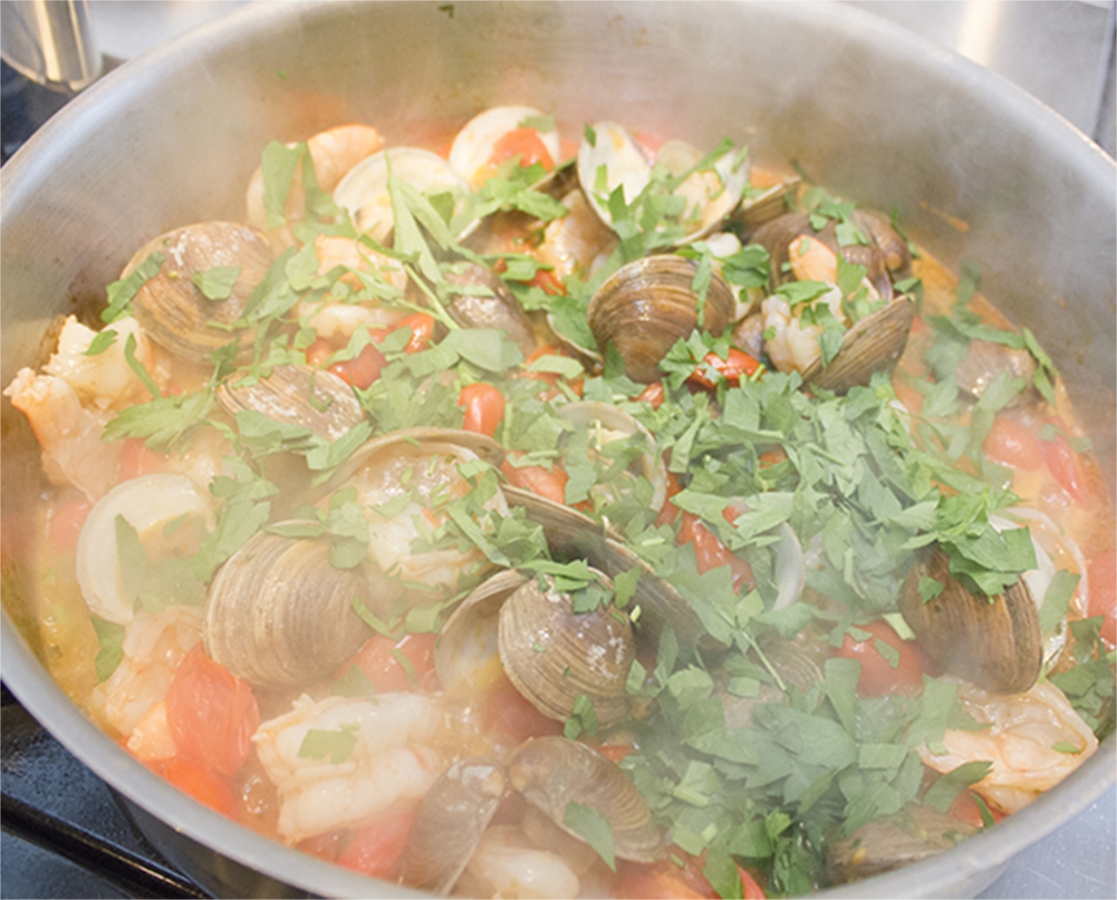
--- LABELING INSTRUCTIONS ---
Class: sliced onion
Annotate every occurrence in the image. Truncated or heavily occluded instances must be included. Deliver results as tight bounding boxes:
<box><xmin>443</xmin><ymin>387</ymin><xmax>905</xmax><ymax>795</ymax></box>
<box><xmin>75</xmin><ymin>474</ymin><xmax>214</xmax><ymax>625</ymax></box>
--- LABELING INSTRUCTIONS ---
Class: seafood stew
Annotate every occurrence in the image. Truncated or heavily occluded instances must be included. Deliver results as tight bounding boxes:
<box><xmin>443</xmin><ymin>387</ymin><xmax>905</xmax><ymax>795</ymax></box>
<box><xmin>3</xmin><ymin>106</ymin><xmax>1114</xmax><ymax>899</ymax></box>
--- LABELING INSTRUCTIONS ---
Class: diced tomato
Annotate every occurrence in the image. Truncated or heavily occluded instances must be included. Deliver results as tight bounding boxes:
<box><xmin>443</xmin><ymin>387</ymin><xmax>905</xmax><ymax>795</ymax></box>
<box><xmin>478</xmin><ymin>674</ymin><xmax>563</xmax><ymax>747</ymax></box>
<box><xmin>758</xmin><ymin>447</ymin><xmax>787</xmax><ymax>469</ymax></box>
<box><xmin>164</xmin><ymin>644</ymin><xmax>260</xmax><ymax>777</ymax></box>
<box><xmin>614</xmin><ymin>863</ymin><xmax>708</xmax><ymax>900</ymax></box>
<box><xmin>349</xmin><ymin>632</ymin><xmax>438</xmax><ymax>694</ymax></box>
<box><xmin>983</xmin><ymin>415</ymin><xmax>1042</xmax><ymax>470</ymax></box>
<box><xmin>595</xmin><ymin>742</ymin><xmax>636</xmax><ymax>764</ymax></box>
<box><xmin>337</xmin><ymin>810</ymin><xmax>417</xmax><ymax>879</ymax></box>
<box><xmin>948</xmin><ymin>788</ymin><xmax>1006</xmax><ymax>829</ymax></box>
<box><xmin>393</xmin><ymin>313</ymin><xmax>436</xmax><ymax>353</ymax></box>
<box><xmin>527</xmin><ymin>266</ymin><xmax>566</xmax><ymax>296</ymax></box>
<box><xmin>154</xmin><ymin>755</ymin><xmax>238</xmax><ymax>819</ymax></box>
<box><xmin>638</xmin><ymin>382</ymin><xmax>666</xmax><ymax>410</ymax></box>
<box><xmin>677</xmin><ymin>512</ymin><xmax>752</xmax><ymax>592</ymax></box>
<box><xmin>1086</xmin><ymin>550</ymin><xmax>1117</xmax><ymax>648</ymax></box>
<box><xmin>834</xmin><ymin>619</ymin><xmax>927</xmax><ymax>697</ymax></box>
<box><xmin>615</xmin><ymin>847</ymin><xmax>765</xmax><ymax>900</ymax></box>
<box><xmin>736</xmin><ymin>865</ymin><xmax>767</xmax><ymax>899</ymax></box>
<box><xmin>500</xmin><ymin>454</ymin><xmax>569</xmax><ymax>505</ymax></box>
<box><xmin>458</xmin><ymin>382</ymin><xmax>505</xmax><ymax>437</ymax></box>
<box><xmin>48</xmin><ymin>498</ymin><xmax>92</xmax><ymax>553</ymax></box>
<box><xmin>119</xmin><ymin>438</ymin><xmax>168</xmax><ymax>480</ymax></box>
<box><xmin>489</xmin><ymin>127</ymin><xmax>555</xmax><ymax>172</ymax></box>
<box><xmin>688</xmin><ymin>349</ymin><xmax>764</xmax><ymax>388</ymax></box>
<box><xmin>1040</xmin><ymin>418</ymin><xmax>1090</xmax><ymax>505</ymax></box>
<box><xmin>306</xmin><ymin>337</ymin><xmax>333</xmax><ymax>367</ymax></box>
<box><xmin>631</xmin><ymin>132</ymin><xmax>665</xmax><ymax>164</ymax></box>
<box><xmin>330</xmin><ymin>342</ymin><xmax>387</xmax><ymax>390</ymax></box>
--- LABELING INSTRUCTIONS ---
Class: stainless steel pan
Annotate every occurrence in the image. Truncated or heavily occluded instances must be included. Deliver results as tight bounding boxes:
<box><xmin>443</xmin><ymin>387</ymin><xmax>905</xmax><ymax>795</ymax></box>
<box><xmin>2</xmin><ymin>2</ymin><xmax>1113</xmax><ymax>897</ymax></box>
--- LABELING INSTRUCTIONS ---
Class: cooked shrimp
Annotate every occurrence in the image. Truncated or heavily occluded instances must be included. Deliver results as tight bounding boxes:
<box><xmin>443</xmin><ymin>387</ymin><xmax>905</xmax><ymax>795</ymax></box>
<box><xmin>535</xmin><ymin>190</ymin><xmax>617</xmax><ymax>281</ymax></box>
<box><xmin>246</xmin><ymin>124</ymin><xmax>383</xmax><ymax>249</ymax></box>
<box><xmin>89</xmin><ymin>606</ymin><xmax>204</xmax><ymax>738</ymax></box>
<box><xmin>4</xmin><ymin>368</ymin><xmax>122</xmax><ymax>501</ymax></box>
<box><xmin>253</xmin><ymin>692</ymin><xmax>444</xmax><ymax>843</ymax></box>
<box><xmin>917</xmin><ymin>679</ymin><xmax>1098</xmax><ymax>814</ymax></box>
<box><xmin>345</xmin><ymin>441</ymin><xmax>509</xmax><ymax>594</ymax></box>
<box><xmin>761</xmin><ymin>287</ymin><xmax>845</xmax><ymax>376</ymax></box>
<box><xmin>295</xmin><ymin>235</ymin><xmax>408</xmax><ymax>342</ymax></box>
<box><xmin>43</xmin><ymin>315</ymin><xmax>155</xmax><ymax>411</ymax></box>
<box><xmin>457</xmin><ymin>825</ymin><xmax>581</xmax><ymax>899</ymax></box>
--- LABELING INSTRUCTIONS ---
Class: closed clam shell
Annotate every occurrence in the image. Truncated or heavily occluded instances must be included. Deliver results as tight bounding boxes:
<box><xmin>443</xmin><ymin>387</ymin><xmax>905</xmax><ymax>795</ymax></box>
<box><xmin>203</xmin><ymin>528</ymin><xmax>374</xmax><ymax>687</ymax></box>
<box><xmin>586</xmin><ymin>254</ymin><xmax>735</xmax><ymax>383</ymax></box>
<box><xmin>899</xmin><ymin>545</ymin><xmax>1042</xmax><ymax>694</ymax></box>
<box><xmin>508</xmin><ymin>736</ymin><xmax>664</xmax><ymax>863</ymax></box>
<box><xmin>443</xmin><ymin>262</ymin><xmax>538</xmax><ymax>356</ymax></box>
<box><xmin>126</xmin><ymin>222</ymin><xmax>273</xmax><ymax>363</ymax></box>
<box><xmin>801</xmin><ymin>296</ymin><xmax>915</xmax><ymax>394</ymax></box>
<box><xmin>498</xmin><ymin>573</ymin><xmax>634</xmax><ymax>728</ymax></box>
<box><xmin>216</xmin><ymin>365</ymin><xmax>365</xmax><ymax>441</ymax></box>
<box><xmin>398</xmin><ymin>756</ymin><xmax>507</xmax><ymax>896</ymax></box>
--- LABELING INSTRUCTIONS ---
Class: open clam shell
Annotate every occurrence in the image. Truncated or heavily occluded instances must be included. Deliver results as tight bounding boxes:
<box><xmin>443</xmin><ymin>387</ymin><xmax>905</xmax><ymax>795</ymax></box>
<box><xmin>899</xmin><ymin>545</ymin><xmax>1043</xmax><ymax>695</ymax></box>
<box><xmin>499</xmin><ymin>572</ymin><xmax>634</xmax><ymax>728</ymax></box>
<box><xmin>125</xmin><ymin>222</ymin><xmax>273</xmax><ymax>364</ymax></box>
<box><xmin>398</xmin><ymin>756</ymin><xmax>508</xmax><ymax>896</ymax></box>
<box><xmin>203</xmin><ymin>528</ymin><xmax>374</xmax><ymax>688</ymax></box>
<box><xmin>586</xmin><ymin>254</ymin><xmax>736</xmax><ymax>383</ymax></box>
<box><xmin>801</xmin><ymin>296</ymin><xmax>915</xmax><ymax>394</ymax></box>
<box><xmin>578</xmin><ymin>123</ymin><xmax>748</xmax><ymax>246</ymax></box>
<box><xmin>508</xmin><ymin>736</ymin><xmax>664</xmax><ymax>864</ymax></box>
<box><xmin>504</xmin><ymin>486</ymin><xmax>708</xmax><ymax>651</ymax></box>
<box><xmin>555</xmin><ymin>400</ymin><xmax>668</xmax><ymax>513</ymax></box>
<box><xmin>434</xmin><ymin>569</ymin><xmax>530</xmax><ymax>694</ymax></box>
<box><xmin>216</xmin><ymin>365</ymin><xmax>365</xmax><ymax>441</ymax></box>
<box><xmin>448</xmin><ymin>105</ymin><xmax>561</xmax><ymax>189</ymax></box>
<box><xmin>333</xmin><ymin>147</ymin><xmax>469</xmax><ymax>243</ymax></box>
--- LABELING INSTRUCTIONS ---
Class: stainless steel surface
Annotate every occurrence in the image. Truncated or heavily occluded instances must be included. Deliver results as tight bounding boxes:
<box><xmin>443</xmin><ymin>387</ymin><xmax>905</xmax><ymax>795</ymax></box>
<box><xmin>0</xmin><ymin>0</ymin><xmax>101</xmax><ymax>90</ymax></box>
<box><xmin>1</xmin><ymin>2</ymin><xmax>1114</xmax><ymax>898</ymax></box>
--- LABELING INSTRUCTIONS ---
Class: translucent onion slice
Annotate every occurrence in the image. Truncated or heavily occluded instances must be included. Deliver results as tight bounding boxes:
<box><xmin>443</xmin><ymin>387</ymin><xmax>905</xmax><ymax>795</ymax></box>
<box><xmin>75</xmin><ymin>474</ymin><xmax>214</xmax><ymax>625</ymax></box>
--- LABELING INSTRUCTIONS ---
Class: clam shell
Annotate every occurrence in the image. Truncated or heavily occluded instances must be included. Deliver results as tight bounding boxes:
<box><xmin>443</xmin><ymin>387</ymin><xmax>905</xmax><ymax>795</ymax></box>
<box><xmin>733</xmin><ymin>176</ymin><xmax>802</xmax><ymax>235</ymax></box>
<box><xmin>577</xmin><ymin>121</ymin><xmax>651</xmax><ymax>227</ymax></box>
<box><xmin>398</xmin><ymin>756</ymin><xmax>507</xmax><ymax>896</ymax></box>
<box><xmin>801</xmin><ymin>297</ymin><xmax>915</xmax><ymax>394</ymax></box>
<box><xmin>508</xmin><ymin>736</ymin><xmax>663</xmax><ymax>863</ymax></box>
<box><xmin>324</xmin><ymin>426</ymin><xmax>506</xmax><ymax>492</ymax></box>
<box><xmin>203</xmin><ymin>529</ymin><xmax>374</xmax><ymax>687</ymax></box>
<box><xmin>504</xmin><ymin>486</ymin><xmax>707</xmax><ymax>651</ymax></box>
<box><xmin>555</xmin><ymin>400</ymin><xmax>667</xmax><ymax>512</ymax></box>
<box><xmin>435</xmin><ymin>569</ymin><xmax>530</xmax><ymax>693</ymax></box>
<box><xmin>586</xmin><ymin>254</ymin><xmax>736</xmax><ymax>383</ymax></box>
<box><xmin>899</xmin><ymin>545</ymin><xmax>1043</xmax><ymax>694</ymax></box>
<box><xmin>498</xmin><ymin>573</ymin><xmax>634</xmax><ymax>728</ymax></box>
<box><xmin>443</xmin><ymin>262</ymin><xmax>537</xmax><ymax>356</ymax></box>
<box><xmin>333</xmin><ymin>147</ymin><xmax>469</xmax><ymax>243</ymax></box>
<box><xmin>448</xmin><ymin>105</ymin><xmax>561</xmax><ymax>188</ymax></box>
<box><xmin>126</xmin><ymin>222</ymin><xmax>273</xmax><ymax>364</ymax></box>
<box><xmin>216</xmin><ymin>365</ymin><xmax>365</xmax><ymax>441</ymax></box>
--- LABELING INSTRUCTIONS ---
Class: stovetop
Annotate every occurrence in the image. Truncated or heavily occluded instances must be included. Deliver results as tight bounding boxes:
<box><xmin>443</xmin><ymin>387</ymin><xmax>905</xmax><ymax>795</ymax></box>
<box><xmin>1</xmin><ymin>4</ymin><xmax>1115</xmax><ymax>898</ymax></box>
